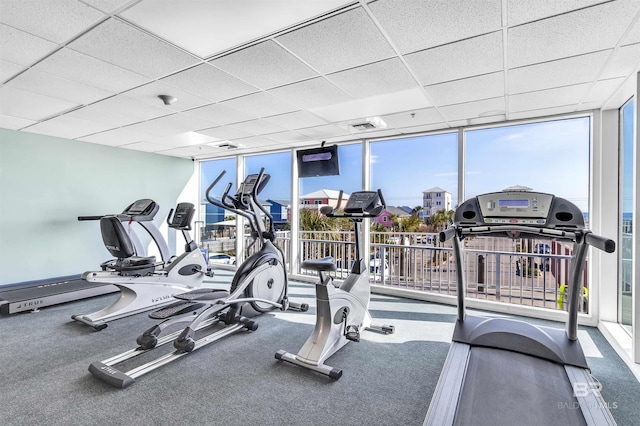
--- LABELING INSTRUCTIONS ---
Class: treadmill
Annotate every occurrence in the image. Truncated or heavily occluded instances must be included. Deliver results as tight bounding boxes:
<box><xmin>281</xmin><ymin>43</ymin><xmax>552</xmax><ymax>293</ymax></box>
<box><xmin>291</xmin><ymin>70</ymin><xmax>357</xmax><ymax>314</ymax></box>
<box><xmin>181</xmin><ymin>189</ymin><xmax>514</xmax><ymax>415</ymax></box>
<box><xmin>0</xmin><ymin>199</ymin><xmax>166</xmax><ymax>315</ymax></box>
<box><xmin>424</xmin><ymin>190</ymin><xmax>617</xmax><ymax>426</ymax></box>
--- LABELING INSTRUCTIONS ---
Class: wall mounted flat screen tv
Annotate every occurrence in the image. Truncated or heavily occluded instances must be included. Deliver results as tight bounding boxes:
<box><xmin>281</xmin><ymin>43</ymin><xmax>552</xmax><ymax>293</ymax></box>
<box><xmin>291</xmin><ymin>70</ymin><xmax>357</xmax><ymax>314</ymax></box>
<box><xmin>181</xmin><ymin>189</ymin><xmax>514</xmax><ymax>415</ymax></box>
<box><xmin>297</xmin><ymin>145</ymin><xmax>340</xmax><ymax>178</ymax></box>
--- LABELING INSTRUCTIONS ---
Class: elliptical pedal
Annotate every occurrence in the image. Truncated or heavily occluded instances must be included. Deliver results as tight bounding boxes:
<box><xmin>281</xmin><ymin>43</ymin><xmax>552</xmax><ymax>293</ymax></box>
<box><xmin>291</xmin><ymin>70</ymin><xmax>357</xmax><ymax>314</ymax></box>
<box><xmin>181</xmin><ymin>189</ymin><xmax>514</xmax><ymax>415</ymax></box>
<box><xmin>149</xmin><ymin>301</ymin><xmax>203</xmax><ymax>319</ymax></box>
<box><xmin>173</xmin><ymin>288</ymin><xmax>230</xmax><ymax>301</ymax></box>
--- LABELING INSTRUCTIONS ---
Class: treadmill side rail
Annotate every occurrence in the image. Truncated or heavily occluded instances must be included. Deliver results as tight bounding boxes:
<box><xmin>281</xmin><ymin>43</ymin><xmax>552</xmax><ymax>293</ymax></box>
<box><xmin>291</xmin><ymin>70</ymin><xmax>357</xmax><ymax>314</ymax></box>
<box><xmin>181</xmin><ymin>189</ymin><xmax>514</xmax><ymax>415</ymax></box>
<box><xmin>565</xmin><ymin>366</ymin><xmax>617</xmax><ymax>426</ymax></box>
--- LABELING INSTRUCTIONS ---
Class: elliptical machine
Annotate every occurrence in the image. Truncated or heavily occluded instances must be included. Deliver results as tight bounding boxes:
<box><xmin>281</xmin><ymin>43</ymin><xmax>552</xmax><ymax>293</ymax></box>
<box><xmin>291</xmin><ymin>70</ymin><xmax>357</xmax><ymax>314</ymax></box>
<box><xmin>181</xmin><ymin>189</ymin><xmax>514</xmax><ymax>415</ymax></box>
<box><xmin>88</xmin><ymin>168</ymin><xmax>307</xmax><ymax>388</ymax></box>
<box><xmin>276</xmin><ymin>189</ymin><xmax>395</xmax><ymax>379</ymax></box>
<box><xmin>73</xmin><ymin>201</ymin><xmax>210</xmax><ymax>330</ymax></box>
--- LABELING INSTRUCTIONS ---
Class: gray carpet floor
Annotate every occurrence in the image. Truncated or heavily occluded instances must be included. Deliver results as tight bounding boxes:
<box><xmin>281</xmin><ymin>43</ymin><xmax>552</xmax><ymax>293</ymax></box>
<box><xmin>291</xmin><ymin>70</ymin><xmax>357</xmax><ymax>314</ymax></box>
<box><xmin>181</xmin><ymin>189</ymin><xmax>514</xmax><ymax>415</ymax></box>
<box><xmin>0</xmin><ymin>270</ymin><xmax>638</xmax><ymax>426</ymax></box>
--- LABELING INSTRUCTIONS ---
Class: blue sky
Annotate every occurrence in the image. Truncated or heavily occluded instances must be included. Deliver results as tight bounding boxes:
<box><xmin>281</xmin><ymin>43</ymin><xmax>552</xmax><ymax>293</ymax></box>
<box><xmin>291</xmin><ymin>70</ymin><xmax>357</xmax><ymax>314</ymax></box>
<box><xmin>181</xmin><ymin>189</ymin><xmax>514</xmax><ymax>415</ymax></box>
<box><xmin>201</xmin><ymin>116</ymin><xmax>592</xmax><ymax>212</ymax></box>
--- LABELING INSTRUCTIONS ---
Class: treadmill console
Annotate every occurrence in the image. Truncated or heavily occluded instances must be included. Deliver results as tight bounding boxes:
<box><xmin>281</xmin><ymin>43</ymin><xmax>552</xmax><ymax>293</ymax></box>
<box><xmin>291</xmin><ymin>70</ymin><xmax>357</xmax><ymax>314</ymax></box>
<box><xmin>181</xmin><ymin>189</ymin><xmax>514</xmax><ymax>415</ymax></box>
<box><xmin>124</xmin><ymin>199</ymin><xmax>156</xmax><ymax>215</ymax></box>
<box><xmin>344</xmin><ymin>191</ymin><xmax>381</xmax><ymax>215</ymax></box>
<box><xmin>455</xmin><ymin>190</ymin><xmax>585</xmax><ymax>230</ymax></box>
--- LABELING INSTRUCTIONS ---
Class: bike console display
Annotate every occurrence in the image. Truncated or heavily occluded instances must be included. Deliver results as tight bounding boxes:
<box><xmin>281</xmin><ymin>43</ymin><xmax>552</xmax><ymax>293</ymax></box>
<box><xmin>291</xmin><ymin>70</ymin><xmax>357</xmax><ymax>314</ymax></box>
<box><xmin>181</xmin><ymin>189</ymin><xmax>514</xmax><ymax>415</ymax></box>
<box><xmin>344</xmin><ymin>191</ymin><xmax>381</xmax><ymax>215</ymax></box>
<box><xmin>168</xmin><ymin>203</ymin><xmax>195</xmax><ymax>230</ymax></box>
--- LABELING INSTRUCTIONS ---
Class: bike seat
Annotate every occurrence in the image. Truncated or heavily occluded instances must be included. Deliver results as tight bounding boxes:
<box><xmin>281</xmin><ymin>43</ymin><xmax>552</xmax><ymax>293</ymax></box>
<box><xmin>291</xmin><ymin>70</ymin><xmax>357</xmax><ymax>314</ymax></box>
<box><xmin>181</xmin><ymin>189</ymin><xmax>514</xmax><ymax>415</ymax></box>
<box><xmin>301</xmin><ymin>257</ymin><xmax>337</xmax><ymax>272</ymax></box>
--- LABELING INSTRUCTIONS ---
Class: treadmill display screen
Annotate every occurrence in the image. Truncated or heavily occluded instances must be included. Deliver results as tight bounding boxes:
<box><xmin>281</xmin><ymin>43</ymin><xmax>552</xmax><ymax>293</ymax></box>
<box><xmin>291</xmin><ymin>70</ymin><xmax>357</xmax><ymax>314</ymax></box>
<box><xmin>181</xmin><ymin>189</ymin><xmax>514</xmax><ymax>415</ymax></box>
<box><xmin>498</xmin><ymin>199</ymin><xmax>529</xmax><ymax>208</ymax></box>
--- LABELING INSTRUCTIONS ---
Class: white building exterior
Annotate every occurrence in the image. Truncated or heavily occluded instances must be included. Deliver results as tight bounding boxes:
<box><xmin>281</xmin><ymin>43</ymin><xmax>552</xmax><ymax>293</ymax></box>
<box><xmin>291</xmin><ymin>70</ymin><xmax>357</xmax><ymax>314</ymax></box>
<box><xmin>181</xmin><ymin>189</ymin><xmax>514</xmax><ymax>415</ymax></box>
<box><xmin>422</xmin><ymin>187</ymin><xmax>452</xmax><ymax>221</ymax></box>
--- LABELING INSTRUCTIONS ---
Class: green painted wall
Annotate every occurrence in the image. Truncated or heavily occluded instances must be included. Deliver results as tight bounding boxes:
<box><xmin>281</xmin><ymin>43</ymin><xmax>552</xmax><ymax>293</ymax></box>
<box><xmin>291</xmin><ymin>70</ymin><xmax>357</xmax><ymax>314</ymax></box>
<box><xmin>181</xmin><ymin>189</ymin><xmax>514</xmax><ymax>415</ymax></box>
<box><xmin>0</xmin><ymin>128</ymin><xmax>194</xmax><ymax>286</ymax></box>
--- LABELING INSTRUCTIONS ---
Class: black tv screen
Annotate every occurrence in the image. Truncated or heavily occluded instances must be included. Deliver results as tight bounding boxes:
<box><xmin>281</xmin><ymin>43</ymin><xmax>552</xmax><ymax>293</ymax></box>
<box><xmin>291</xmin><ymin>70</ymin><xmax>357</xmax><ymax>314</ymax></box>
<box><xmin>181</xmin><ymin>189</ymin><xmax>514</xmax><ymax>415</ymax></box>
<box><xmin>297</xmin><ymin>145</ymin><xmax>340</xmax><ymax>178</ymax></box>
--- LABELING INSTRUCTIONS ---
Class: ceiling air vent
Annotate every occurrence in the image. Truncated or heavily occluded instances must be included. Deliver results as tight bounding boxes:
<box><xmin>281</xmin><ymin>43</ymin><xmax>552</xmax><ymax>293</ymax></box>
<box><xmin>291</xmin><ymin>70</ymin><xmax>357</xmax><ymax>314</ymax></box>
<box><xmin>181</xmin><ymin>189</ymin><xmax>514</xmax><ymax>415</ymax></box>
<box><xmin>348</xmin><ymin>116</ymin><xmax>387</xmax><ymax>132</ymax></box>
<box><xmin>217</xmin><ymin>142</ymin><xmax>238</xmax><ymax>149</ymax></box>
<box><xmin>351</xmin><ymin>122</ymin><xmax>377</xmax><ymax>131</ymax></box>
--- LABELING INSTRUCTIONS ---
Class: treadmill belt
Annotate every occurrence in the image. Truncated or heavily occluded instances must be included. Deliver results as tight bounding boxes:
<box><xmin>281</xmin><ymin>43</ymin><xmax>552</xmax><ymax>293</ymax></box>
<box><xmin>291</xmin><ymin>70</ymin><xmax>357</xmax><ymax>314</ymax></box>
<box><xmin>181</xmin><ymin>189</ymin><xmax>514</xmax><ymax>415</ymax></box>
<box><xmin>454</xmin><ymin>347</ymin><xmax>586</xmax><ymax>426</ymax></box>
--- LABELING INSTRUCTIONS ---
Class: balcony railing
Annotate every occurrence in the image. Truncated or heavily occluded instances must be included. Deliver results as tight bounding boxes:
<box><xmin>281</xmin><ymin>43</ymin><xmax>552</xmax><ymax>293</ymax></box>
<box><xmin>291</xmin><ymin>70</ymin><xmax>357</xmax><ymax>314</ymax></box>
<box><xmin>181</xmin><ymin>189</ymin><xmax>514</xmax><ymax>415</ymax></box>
<box><xmin>205</xmin><ymin>230</ymin><xmax>589</xmax><ymax>313</ymax></box>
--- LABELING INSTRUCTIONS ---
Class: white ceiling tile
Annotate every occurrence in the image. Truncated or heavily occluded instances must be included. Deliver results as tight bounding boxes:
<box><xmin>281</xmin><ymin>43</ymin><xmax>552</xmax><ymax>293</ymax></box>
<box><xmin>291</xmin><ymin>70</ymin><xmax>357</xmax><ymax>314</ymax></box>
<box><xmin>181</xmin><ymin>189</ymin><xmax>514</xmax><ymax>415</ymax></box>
<box><xmin>90</xmin><ymin>95</ymin><xmax>172</xmax><ymax>123</ymax></box>
<box><xmin>309</xmin><ymin>87</ymin><xmax>430</xmax><ymax>122</ymax></box>
<box><xmin>600</xmin><ymin>43</ymin><xmax>640</xmax><ymax>79</ymax></box>
<box><xmin>198</xmin><ymin>126</ymin><xmax>252</xmax><ymax>140</ymax></box>
<box><xmin>64</xmin><ymin>104</ymin><xmax>136</xmax><ymax>128</ymax></box>
<box><xmin>262</xmin><ymin>130</ymin><xmax>310</xmax><ymax>144</ymax></box>
<box><xmin>276</xmin><ymin>7</ymin><xmax>396</xmax><ymax>74</ymax></box>
<box><xmin>161</xmin><ymin>63</ymin><xmax>258</xmax><ymax>102</ymax></box>
<box><xmin>381</xmin><ymin>107</ymin><xmax>444</xmax><ymax>129</ymax></box>
<box><xmin>583</xmin><ymin>77</ymin><xmax>627</xmax><ymax>104</ymax></box>
<box><xmin>156</xmin><ymin>144</ymin><xmax>221</xmax><ymax>158</ymax></box>
<box><xmin>0</xmin><ymin>0</ymin><xmax>105</xmax><ymax>43</ymax></box>
<box><xmin>0</xmin><ymin>114</ymin><xmax>36</xmax><ymax>129</ymax></box>
<box><xmin>398</xmin><ymin>123</ymin><xmax>448</xmax><ymax>134</ymax></box>
<box><xmin>147</xmin><ymin>131</ymin><xmax>218</xmax><ymax>147</ymax></box>
<box><xmin>80</xmin><ymin>0</ymin><xmax>137</xmax><ymax>14</ymax></box>
<box><xmin>297</xmin><ymin>124</ymin><xmax>349</xmax><ymax>139</ymax></box>
<box><xmin>425</xmin><ymin>72</ymin><xmax>505</xmax><ymax>107</ymax></box>
<box><xmin>78</xmin><ymin>127</ymin><xmax>152</xmax><ymax>146</ymax></box>
<box><xmin>405</xmin><ymin>31</ymin><xmax>503</xmax><ymax>85</ymax></box>
<box><xmin>226</xmin><ymin>119</ymin><xmax>288</xmax><ymax>136</ymax></box>
<box><xmin>370</xmin><ymin>0</ymin><xmax>502</xmax><ymax>54</ymax></box>
<box><xmin>34</xmin><ymin>48</ymin><xmax>149</xmax><ymax>93</ymax></box>
<box><xmin>508</xmin><ymin>1</ymin><xmax>637</xmax><ymax>68</ymax></box>
<box><xmin>438</xmin><ymin>97</ymin><xmax>506</xmax><ymax>121</ymax></box>
<box><xmin>22</xmin><ymin>115</ymin><xmax>113</xmax><ymax>139</ymax></box>
<box><xmin>508</xmin><ymin>105</ymin><xmax>578</xmax><ymax>121</ymax></box>
<box><xmin>68</xmin><ymin>18</ymin><xmax>200</xmax><ymax>79</ymax></box>
<box><xmin>0</xmin><ymin>24</ymin><xmax>58</xmax><ymax>66</ymax></box>
<box><xmin>268</xmin><ymin>77</ymin><xmax>351</xmax><ymax>109</ymax></box>
<box><xmin>0</xmin><ymin>86</ymin><xmax>79</xmax><ymax>120</ymax></box>
<box><xmin>123</xmin><ymin>80</ymin><xmax>212</xmax><ymax>111</ymax></box>
<box><xmin>7</xmin><ymin>68</ymin><xmax>114</xmax><ymax>104</ymax></box>
<box><xmin>118</xmin><ymin>141</ymin><xmax>170</xmax><ymax>153</ymax></box>
<box><xmin>210</xmin><ymin>40</ymin><xmax>318</xmax><ymax>89</ymax></box>
<box><xmin>261</xmin><ymin>110</ymin><xmax>328</xmax><ymax>130</ymax></box>
<box><xmin>220</xmin><ymin>92</ymin><xmax>298</xmax><ymax>118</ymax></box>
<box><xmin>232</xmin><ymin>135</ymin><xmax>280</xmax><ymax>148</ymax></box>
<box><xmin>508</xmin><ymin>83</ymin><xmax>591</xmax><ymax>112</ymax></box>
<box><xmin>120</xmin><ymin>0</ymin><xmax>351</xmax><ymax>58</ymax></box>
<box><xmin>185</xmin><ymin>103</ymin><xmax>256</xmax><ymax>126</ymax></box>
<box><xmin>125</xmin><ymin>112</ymin><xmax>217</xmax><ymax>137</ymax></box>
<box><xmin>326</xmin><ymin>58</ymin><xmax>418</xmax><ymax>99</ymax></box>
<box><xmin>622</xmin><ymin>17</ymin><xmax>640</xmax><ymax>46</ymax></box>
<box><xmin>509</xmin><ymin>50</ymin><xmax>611</xmax><ymax>94</ymax></box>
<box><xmin>0</xmin><ymin>59</ymin><xmax>23</xmax><ymax>82</ymax></box>
<box><xmin>507</xmin><ymin>0</ymin><xmax>607</xmax><ymax>26</ymax></box>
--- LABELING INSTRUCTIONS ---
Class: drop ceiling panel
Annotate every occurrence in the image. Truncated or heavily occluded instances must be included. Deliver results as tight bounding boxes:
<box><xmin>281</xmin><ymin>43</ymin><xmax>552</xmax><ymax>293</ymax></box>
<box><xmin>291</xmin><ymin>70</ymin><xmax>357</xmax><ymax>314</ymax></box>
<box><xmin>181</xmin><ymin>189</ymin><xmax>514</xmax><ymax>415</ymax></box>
<box><xmin>508</xmin><ymin>83</ymin><xmax>591</xmax><ymax>112</ymax></box>
<box><xmin>369</xmin><ymin>0</ymin><xmax>502</xmax><ymax>54</ymax></box>
<box><xmin>7</xmin><ymin>68</ymin><xmax>114</xmax><ymax>105</ymax></box>
<box><xmin>381</xmin><ymin>107</ymin><xmax>444</xmax><ymax>128</ymax></box>
<box><xmin>123</xmin><ymin>113</ymin><xmax>217</xmax><ymax>137</ymax></box>
<box><xmin>185</xmin><ymin>103</ymin><xmax>256</xmax><ymax>126</ymax></box>
<box><xmin>123</xmin><ymin>80</ymin><xmax>212</xmax><ymax>111</ymax></box>
<box><xmin>263</xmin><ymin>130</ymin><xmax>310</xmax><ymax>144</ymax></box>
<box><xmin>78</xmin><ymin>126</ymin><xmax>152</xmax><ymax>146</ymax></box>
<box><xmin>198</xmin><ymin>126</ymin><xmax>253</xmax><ymax>141</ymax></box>
<box><xmin>22</xmin><ymin>114</ymin><xmax>113</xmax><ymax>139</ymax></box>
<box><xmin>276</xmin><ymin>7</ymin><xmax>395</xmax><ymax>74</ymax></box>
<box><xmin>297</xmin><ymin>124</ymin><xmax>350</xmax><ymax>139</ymax></box>
<box><xmin>161</xmin><ymin>64</ymin><xmax>258</xmax><ymax>102</ymax></box>
<box><xmin>508</xmin><ymin>50</ymin><xmax>611</xmax><ymax>94</ymax></box>
<box><xmin>583</xmin><ymin>77</ymin><xmax>626</xmax><ymax>104</ymax></box>
<box><xmin>309</xmin><ymin>87</ymin><xmax>430</xmax><ymax>122</ymax></box>
<box><xmin>0</xmin><ymin>59</ymin><xmax>23</xmax><ymax>82</ymax></box>
<box><xmin>68</xmin><ymin>18</ymin><xmax>200</xmax><ymax>79</ymax></box>
<box><xmin>0</xmin><ymin>0</ymin><xmax>105</xmax><ymax>43</ymax></box>
<box><xmin>621</xmin><ymin>18</ymin><xmax>640</xmax><ymax>45</ymax></box>
<box><xmin>210</xmin><ymin>40</ymin><xmax>318</xmax><ymax>90</ymax></box>
<box><xmin>425</xmin><ymin>72</ymin><xmax>505</xmax><ymax>107</ymax></box>
<box><xmin>261</xmin><ymin>110</ymin><xmax>328</xmax><ymax>130</ymax></box>
<box><xmin>0</xmin><ymin>24</ymin><xmax>58</xmax><ymax>67</ymax></box>
<box><xmin>119</xmin><ymin>141</ymin><xmax>172</xmax><ymax>153</ymax></box>
<box><xmin>232</xmin><ymin>135</ymin><xmax>280</xmax><ymax>148</ymax></box>
<box><xmin>599</xmin><ymin>43</ymin><xmax>640</xmax><ymax>79</ymax></box>
<box><xmin>405</xmin><ymin>31</ymin><xmax>503</xmax><ymax>86</ymax></box>
<box><xmin>508</xmin><ymin>105</ymin><xmax>578</xmax><ymax>121</ymax></box>
<box><xmin>438</xmin><ymin>97</ymin><xmax>505</xmax><ymax>121</ymax></box>
<box><xmin>506</xmin><ymin>0</ymin><xmax>607</xmax><ymax>26</ymax></box>
<box><xmin>226</xmin><ymin>119</ymin><xmax>288</xmax><ymax>136</ymax></box>
<box><xmin>0</xmin><ymin>86</ymin><xmax>79</xmax><ymax>120</ymax></box>
<box><xmin>64</xmin><ymin>104</ymin><xmax>139</xmax><ymax>128</ymax></box>
<box><xmin>220</xmin><ymin>92</ymin><xmax>298</xmax><ymax>118</ymax></box>
<box><xmin>148</xmin><ymin>145</ymin><xmax>220</xmax><ymax>158</ymax></box>
<box><xmin>80</xmin><ymin>0</ymin><xmax>138</xmax><ymax>14</ymax></box>
<box><xmin>326</xmin><ymin>58</ymin><xmax>418</xmax><ymax>99</ymax></box>
<box><xmin>268</xmin><ymin>77</ymin><xmax>352</xmax><ymax>109</ymax></box>
<box><xmin>0</xmin><ymin>114</ymin><xmax>36</xmax><ymax>130</ymax></box>
<box><xmin>146</xmin><ymin>131</ymin><xmax>217</xmax><ymax>148</ymax></box>
<box><xmin>508</xmin><ymin>1</ymin><xmax>638</xmax><ymax>68</ymax></box>
<box><xmin>90</xmin><ymin>95</ymin><xmax>172</xmax><ymax>124</ymax></box>
<box><xmin>120</xmin><ymin>0</ymin><xmax>353</xmax><ymax>58</ymax></box>
<box><xmin>34</xmin><ymin>48</ymin><xmax>150</xmax><ymax>93</ymax></box>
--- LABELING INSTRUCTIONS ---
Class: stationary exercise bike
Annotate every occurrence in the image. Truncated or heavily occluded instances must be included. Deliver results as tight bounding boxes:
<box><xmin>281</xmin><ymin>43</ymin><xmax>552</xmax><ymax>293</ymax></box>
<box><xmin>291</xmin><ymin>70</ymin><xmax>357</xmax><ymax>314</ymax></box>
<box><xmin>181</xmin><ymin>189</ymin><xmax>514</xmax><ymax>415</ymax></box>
<box><xmin>73</xmin><ymin>200</ymin><xmax>210</xmax><ymax>330</ymax></box>
<box><xmin>88</xmin><ymin>168</ymin><xmax>308</xmax><ymax>388</ymax></box>
<box><xmin>276</xmin><ymin>189</ymin><xmax>395</xmax><ymax>379</ymax></box>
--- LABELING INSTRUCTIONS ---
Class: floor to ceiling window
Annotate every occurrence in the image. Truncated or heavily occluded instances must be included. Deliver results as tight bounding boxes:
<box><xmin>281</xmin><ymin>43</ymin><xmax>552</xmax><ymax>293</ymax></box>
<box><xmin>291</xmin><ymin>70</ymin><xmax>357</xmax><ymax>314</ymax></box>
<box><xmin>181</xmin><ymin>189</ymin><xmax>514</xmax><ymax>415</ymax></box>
<box><xmin>619</xmin><ymin>98</ymin><xmax>635</xmax><ymax>333</ymax></box>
